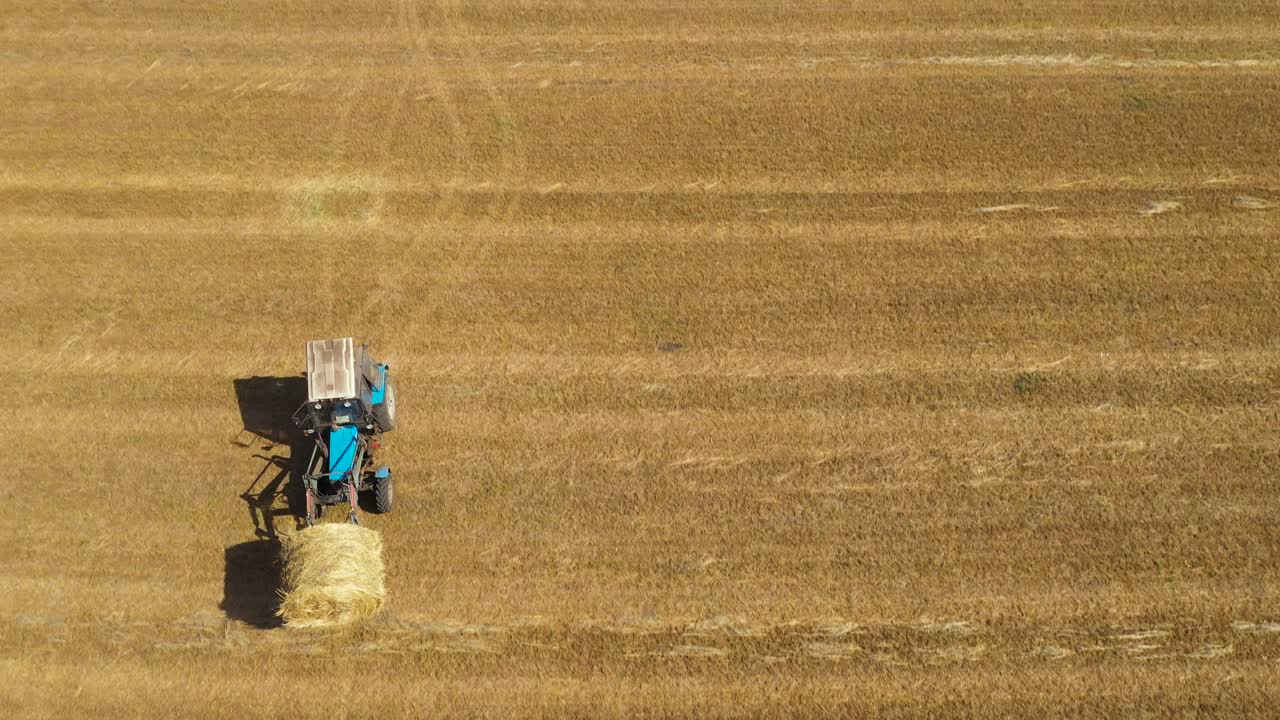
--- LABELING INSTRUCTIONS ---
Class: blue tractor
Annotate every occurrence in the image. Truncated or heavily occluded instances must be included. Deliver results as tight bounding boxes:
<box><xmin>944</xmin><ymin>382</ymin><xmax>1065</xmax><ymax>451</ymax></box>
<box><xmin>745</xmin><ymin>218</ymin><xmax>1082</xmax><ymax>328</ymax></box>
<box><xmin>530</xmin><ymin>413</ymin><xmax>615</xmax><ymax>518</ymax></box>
<box><xmin>292</xmin><ymin>338</ymin><xmax>396</xmax><ymax>525</ymax></box>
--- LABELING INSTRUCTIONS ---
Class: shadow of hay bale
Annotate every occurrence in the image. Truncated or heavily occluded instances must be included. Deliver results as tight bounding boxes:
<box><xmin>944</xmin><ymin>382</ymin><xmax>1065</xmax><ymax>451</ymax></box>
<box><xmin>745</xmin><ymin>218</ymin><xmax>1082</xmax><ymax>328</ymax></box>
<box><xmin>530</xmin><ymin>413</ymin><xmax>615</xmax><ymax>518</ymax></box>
<box><xmin>221</xmin><ymin>540</ymin><xmax>283</xmax><ymax>628</ymax></box>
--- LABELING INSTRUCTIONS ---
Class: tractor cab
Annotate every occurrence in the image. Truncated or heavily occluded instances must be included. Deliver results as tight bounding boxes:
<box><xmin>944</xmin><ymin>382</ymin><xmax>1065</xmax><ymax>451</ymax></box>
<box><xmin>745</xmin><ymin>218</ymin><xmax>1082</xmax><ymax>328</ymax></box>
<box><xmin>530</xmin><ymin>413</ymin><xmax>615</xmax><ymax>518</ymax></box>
<box><xmin>294</xmin><ymin>338</ymin><xmax>396</xmax><ymax>525</ymax></box>
<box><xmin>302</xmin><ymin>338</ymin><xmax>396</xmax><ymax>432</ymax></box>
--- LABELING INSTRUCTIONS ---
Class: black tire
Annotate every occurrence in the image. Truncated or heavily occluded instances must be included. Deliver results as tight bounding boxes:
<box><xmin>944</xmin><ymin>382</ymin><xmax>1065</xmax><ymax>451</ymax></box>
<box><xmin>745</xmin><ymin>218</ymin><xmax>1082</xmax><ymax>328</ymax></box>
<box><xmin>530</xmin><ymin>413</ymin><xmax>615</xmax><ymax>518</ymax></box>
<box><xmin>373</xmin><ymin>473</ymin><xmax>394</xmax><ymax>513</ymax></box>
<box><xmin>372</xmin><ymin>377</ymin><xmax>396</xmax><ymax>432</ymax></box>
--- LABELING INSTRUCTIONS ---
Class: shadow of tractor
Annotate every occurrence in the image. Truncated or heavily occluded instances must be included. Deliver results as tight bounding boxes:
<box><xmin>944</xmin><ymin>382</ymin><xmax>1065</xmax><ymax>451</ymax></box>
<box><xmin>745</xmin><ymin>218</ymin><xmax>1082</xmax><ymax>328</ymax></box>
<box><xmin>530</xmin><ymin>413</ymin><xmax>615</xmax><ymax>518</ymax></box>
<box><xmin>232</xmin><ymin>375</ymin><xmax>311</xmax><ymax>540</ymax></box>
<box><xmin>222</xmin><ymin>375</ymin><xmax>310</xmax><ymax>628</ymax></box>
<box><xmin>232</xmin><ymin>375</ymin><xmax>308</xmax><ymax>448</ymax></box>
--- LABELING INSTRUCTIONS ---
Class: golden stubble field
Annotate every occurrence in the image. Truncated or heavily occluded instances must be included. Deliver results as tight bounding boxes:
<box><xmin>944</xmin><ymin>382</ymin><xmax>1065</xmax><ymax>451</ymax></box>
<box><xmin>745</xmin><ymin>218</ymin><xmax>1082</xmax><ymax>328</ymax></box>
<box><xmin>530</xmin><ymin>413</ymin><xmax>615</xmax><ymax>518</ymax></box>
<box><xmin>3</xmin><ymin>1</ymin><xmax>1280</xmax><ymax>716</ymax></box>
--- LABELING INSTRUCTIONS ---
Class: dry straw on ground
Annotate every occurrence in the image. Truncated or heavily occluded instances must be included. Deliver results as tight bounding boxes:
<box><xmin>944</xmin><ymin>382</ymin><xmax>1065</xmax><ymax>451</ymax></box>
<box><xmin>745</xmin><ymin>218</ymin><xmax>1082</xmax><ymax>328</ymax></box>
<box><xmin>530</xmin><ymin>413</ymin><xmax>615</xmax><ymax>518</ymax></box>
<box><xmin>277</xmin><ymin>523</ymin><xmax>386</xmax><ymax>628</ymax></box>
<box><xmin>8</xmin><ymin>0</ymin><xmax>1280</xmax><ymax>715</ymax></box>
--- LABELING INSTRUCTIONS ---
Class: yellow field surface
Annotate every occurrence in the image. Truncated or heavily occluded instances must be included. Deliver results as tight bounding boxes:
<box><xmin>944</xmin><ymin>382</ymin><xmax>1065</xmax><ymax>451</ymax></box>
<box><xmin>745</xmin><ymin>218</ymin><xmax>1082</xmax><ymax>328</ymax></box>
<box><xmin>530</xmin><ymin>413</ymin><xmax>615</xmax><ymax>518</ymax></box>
<box><xmin>3</xmin><ymin>1</ymin><xmax>1280</xmax><ymax>716</ymax></box>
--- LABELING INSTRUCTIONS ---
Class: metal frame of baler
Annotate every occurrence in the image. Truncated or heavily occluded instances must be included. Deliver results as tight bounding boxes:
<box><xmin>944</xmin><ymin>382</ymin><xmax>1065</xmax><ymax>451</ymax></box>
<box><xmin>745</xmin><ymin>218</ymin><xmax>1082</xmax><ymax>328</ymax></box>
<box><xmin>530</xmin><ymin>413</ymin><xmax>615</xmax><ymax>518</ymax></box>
<box><xmin>292</xmin><ymin>400</ymin><xmax>386</xmax><ymax>525</ymax></box>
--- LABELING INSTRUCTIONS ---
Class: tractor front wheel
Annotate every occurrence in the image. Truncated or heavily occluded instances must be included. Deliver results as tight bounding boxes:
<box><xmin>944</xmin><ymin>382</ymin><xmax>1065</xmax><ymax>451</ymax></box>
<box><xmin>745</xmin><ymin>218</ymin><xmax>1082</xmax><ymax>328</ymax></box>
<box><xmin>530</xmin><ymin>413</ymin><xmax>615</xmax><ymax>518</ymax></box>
<box><xmin>372</xmin><ymin>378</ymin><xmax>396</xmax><ymax>432</ymax></box>
<box><xmin>373</xmin><ymin>473</ymin><xmax>394</xmax><ymax>513</ymax></box>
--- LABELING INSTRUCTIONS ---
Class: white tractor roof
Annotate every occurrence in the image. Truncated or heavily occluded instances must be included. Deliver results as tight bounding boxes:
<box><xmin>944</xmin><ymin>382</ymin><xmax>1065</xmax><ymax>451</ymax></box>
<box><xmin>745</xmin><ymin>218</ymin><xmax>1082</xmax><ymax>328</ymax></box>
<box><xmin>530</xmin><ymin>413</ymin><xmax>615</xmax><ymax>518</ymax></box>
<box><xmin>306</xmin><ymin>337</ymin><xmax>357</xmax><ymax>401</ymax></box>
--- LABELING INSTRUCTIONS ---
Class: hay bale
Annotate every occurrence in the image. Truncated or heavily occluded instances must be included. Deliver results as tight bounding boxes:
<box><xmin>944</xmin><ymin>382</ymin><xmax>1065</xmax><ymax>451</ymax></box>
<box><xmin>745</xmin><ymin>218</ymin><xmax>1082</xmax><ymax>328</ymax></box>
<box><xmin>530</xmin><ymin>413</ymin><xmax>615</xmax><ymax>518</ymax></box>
<box><xmin>277</xmin><ymin>523</ymin><xmax>386</xmax><ymax>628</ymax></box>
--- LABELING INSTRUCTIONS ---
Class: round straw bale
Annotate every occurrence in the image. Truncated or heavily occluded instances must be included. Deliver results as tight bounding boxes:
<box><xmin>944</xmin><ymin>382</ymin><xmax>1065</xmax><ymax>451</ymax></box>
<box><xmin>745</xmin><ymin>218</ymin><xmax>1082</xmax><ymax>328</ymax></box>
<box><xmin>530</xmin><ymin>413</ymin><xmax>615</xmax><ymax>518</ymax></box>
<box><xmin>277</xmin><ymin>523</ymin><xmax>386</xmax><ymax>628</ymax></box>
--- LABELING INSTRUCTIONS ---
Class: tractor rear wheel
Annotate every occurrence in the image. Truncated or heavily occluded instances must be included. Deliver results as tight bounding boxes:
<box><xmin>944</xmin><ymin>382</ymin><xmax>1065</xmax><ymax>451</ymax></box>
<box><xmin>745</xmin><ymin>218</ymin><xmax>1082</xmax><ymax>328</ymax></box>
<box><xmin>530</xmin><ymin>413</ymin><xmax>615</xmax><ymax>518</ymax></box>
<box><xmin>373</xmin><ymin>473</ymin><xmax>394</xmax><ymax>513</ymax></box>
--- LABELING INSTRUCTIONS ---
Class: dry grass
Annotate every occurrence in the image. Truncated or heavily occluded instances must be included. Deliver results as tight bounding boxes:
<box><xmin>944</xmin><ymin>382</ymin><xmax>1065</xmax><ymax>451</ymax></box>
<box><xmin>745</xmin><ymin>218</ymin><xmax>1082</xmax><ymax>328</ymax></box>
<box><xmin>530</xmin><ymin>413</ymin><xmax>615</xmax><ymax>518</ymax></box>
<box><xmin>278</xmin><ymin>523</ymin><xmax>386</xmax><ymax>628</ymax></box>
<box><xmin>3</xmin><ymin>0</ymin><xmax>1280</xmax><ymax>717</ymax></box>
